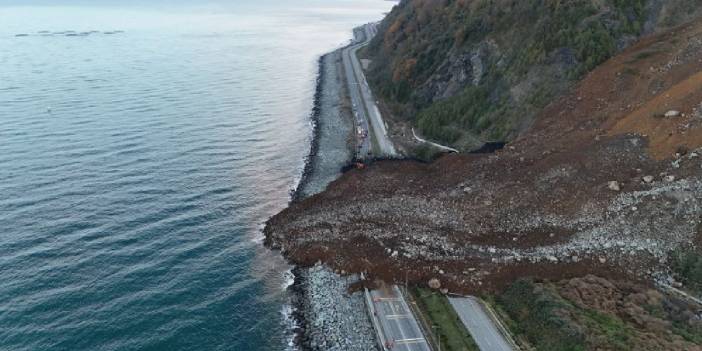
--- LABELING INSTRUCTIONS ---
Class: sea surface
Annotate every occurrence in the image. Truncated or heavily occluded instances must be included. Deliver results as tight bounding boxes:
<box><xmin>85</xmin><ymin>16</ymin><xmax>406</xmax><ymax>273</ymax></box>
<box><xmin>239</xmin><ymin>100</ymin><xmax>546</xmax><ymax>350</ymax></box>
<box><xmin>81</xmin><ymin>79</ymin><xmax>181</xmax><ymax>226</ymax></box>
<box><xmin>0</xmin><ymin>1</ymin><xmax>391</xmax><ymax>350</ymax></box>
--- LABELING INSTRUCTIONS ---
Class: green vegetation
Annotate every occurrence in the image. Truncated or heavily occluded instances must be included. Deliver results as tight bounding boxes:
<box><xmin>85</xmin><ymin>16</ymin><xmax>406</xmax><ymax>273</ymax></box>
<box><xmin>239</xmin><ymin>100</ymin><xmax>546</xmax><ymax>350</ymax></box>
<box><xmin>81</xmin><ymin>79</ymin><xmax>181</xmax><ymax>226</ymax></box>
<box><xmin>493</xmin><ymin>277</ymin><xmax>702</xmax><ymax>350</ymax></box>
<box><xmin>670</xmin><ymin>248</ymin><xmax>702</xmax><ymax>295</ymax></box>
<box><xmin>416</xmin><ymin>86</ymin><xmax>498</xmax><ymax>144</ymax></box>
<box><xmin>410</xmin><ymin>288</ymin><xmax>479</xmax><ymax>351</ymax></box>
<box><xmin>621</xmin><ymin>66</ymin><xmax>639</xmax><ymax>76</ymax></box>
<box><xmin>672</xmin><ymin>320</ymin><xmax>702</xmax><ymax>345</ymax></box>
<box><xmin>412</xmin><ymin>143</ymin><xmax>443</xmax><ymax>162</ymax></box>
<box><xmin>629</xmin><ymin>49</ymin><xmax>664</xmax><ymax>62</ymax></box>
<box><xmin>580</xmin><ymin>309</ymin><xmax>633</xmax><ymax>350</ymax></box>
<box><xmin>365</xmin><ymin>0</ymin><xmax>699</xmax><ymax>150</ymax></box>
<box><xmin>495</xmin><ymin>279</ymin><xmax>587</xmax><ymax>351</ymax></box>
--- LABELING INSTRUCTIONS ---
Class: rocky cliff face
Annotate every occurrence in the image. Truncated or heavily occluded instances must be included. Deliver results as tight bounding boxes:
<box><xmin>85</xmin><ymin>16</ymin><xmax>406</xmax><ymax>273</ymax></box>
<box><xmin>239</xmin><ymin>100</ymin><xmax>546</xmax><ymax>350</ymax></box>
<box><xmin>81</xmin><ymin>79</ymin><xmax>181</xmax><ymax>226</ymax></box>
<box><xmin>365</xmin><ymin>0</ymin><xmax>702</xmax><ymax>150</ymax></box>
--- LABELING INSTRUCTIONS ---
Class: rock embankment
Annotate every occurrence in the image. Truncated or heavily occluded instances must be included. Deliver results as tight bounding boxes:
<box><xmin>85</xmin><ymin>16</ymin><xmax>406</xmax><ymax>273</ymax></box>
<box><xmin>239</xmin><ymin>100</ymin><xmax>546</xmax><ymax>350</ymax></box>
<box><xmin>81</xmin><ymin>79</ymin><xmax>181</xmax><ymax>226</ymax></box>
<box><xmin>292</xmin><ymin>265</ymin><xmax>378</xmax><ymax>351</ymax></box>
<box><xmin>295</xmin><ymin>51</ymin><xmax>355</xmax><ymax>200</ymax></box>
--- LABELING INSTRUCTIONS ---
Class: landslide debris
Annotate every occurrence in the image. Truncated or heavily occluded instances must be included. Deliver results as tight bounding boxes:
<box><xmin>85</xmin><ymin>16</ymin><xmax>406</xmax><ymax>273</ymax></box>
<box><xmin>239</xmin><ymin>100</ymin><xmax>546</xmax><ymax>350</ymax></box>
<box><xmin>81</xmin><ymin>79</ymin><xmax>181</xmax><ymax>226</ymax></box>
<box><xmin>265</xmin><ymin>20</ymin><xmax>702</xmax><ymax>293</ymax></box>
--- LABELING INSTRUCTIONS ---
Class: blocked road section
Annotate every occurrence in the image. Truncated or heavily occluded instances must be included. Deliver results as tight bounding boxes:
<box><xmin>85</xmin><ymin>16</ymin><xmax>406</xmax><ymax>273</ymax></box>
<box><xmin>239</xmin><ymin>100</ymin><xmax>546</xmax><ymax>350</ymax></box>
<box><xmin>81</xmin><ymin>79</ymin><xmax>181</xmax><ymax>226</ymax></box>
<box><xmin>448</xmin><ymin>297</ymin><xmax>515</xmax><ymax>351</ymax></box>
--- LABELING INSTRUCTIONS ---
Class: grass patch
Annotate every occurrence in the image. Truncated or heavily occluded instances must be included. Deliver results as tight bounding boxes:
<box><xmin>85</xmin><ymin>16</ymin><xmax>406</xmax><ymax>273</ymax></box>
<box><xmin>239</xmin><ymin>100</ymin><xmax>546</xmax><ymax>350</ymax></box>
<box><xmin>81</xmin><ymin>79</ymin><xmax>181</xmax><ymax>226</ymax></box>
<box><xmin>580</xmin><ymin>309</ymin><xmax>633</xmax><ymax>350</ymax></box>
<box><xmin>411</xmin><ymin>288</ymin><xmax>479</xmax><ymax>351</ymax></box>
<box><xmin>496</xmin><ymin>279</ymin><xmax>587</xmax><ymax>351</ymax></box>
<box><xmin>621</xmin><ymin>67</ymin><xmax>640</xmax><ymax>76</ymax></box>
<box><xmin>627</xmin><ymin>49</ymin><xmax>663</xmax><ymax>63</ymax></box>
<box><xmin>673</xmin><ymin>321</ymin><xmax>702</xmax><ymax>344</ymax></box>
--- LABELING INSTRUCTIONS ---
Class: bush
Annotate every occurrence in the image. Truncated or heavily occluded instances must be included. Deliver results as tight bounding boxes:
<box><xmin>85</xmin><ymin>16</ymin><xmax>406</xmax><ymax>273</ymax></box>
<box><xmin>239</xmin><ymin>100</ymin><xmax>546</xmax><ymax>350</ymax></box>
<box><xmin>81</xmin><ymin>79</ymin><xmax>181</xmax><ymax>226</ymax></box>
<box><xmin>498</xmin><ymin>279</ymin><xmax>587</xmax><ymax>351</ymax></box>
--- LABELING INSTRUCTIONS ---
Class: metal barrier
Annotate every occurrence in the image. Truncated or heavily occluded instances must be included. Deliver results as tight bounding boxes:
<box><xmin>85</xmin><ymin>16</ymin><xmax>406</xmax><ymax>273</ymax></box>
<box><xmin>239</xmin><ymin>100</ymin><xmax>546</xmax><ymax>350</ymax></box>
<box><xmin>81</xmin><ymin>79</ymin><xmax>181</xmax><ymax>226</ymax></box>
<box><xmin>361</xmin><ymin>273</ymin><xmax>389</xmax><ymax>351</ymax></box>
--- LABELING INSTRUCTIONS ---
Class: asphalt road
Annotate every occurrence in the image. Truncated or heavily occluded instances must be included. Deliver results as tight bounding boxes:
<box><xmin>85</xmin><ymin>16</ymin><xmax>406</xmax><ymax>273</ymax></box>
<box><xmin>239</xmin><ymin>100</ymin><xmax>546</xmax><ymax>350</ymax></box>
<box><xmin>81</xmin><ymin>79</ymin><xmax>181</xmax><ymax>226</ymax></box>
<box><xmin>342</xmin><ymin>23</ymin><xmax>397</xmax><ymax>158</ymax></box>
<box><xmin>369</xmin><ymin>286</ymin><xmax>431</xmax><ymax>351</ymax></box>
<box><xmin>342</xmin><ymin>28</ymin><xmax>371</xmax><ymax>158</ymax></box>
<box><xmin>448</xmin><ymin>297</ymin><xmax>514</xmax><ymax>351</ymax></box>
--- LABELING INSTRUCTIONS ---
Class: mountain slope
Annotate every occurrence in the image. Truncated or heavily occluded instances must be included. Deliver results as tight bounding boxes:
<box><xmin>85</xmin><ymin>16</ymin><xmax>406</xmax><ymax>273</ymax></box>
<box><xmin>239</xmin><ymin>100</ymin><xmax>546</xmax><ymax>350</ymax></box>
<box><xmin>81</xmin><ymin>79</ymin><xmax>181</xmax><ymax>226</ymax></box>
<box><xmin>365</xmin><ymin>0</ymin><xmax>702</xmax><ymax>150</ymax></box>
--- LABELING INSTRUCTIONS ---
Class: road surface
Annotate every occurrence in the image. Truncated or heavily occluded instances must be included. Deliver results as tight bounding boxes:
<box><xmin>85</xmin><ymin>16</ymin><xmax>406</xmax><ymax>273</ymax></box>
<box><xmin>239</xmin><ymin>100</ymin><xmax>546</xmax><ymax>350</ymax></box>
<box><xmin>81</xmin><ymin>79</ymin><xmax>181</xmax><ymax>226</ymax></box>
<box><xmin>448</xmin><ymin>297</ymin><xmax>514</xmax><ymax>351</ymax></box>
<box><xmin>342</xmin><ymin>27</ymin><xmax>371</xmax><ymax>158</ymax></box>
<box><xmin>342</xmin><ymin>23</ymin><xmax>397</xmax><ymax>158</ymax></box>
<box><xmin>368</xmin><ymin>285</ymin><xmax>431</xmax><ymax>351</ymax></box>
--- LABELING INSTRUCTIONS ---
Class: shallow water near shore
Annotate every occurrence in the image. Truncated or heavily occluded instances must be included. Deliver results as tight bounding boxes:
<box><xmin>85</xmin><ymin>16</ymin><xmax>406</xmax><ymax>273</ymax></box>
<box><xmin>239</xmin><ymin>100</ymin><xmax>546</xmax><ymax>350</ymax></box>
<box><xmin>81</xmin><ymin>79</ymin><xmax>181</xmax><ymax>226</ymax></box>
<box><xmin>0</xmin><ymin>1</ymin><xmax>391</xmax><ymax>350</ymax></box>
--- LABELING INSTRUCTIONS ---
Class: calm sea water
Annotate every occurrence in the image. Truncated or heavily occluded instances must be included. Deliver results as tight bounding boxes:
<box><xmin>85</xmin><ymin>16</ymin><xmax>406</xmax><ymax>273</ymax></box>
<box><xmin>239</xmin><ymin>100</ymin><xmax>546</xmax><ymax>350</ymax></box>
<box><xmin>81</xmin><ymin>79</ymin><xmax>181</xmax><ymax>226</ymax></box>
<box><xmin>0</xmin><ymin>1</ymin><xmax>390</xmax><ymax>350</ymax></box>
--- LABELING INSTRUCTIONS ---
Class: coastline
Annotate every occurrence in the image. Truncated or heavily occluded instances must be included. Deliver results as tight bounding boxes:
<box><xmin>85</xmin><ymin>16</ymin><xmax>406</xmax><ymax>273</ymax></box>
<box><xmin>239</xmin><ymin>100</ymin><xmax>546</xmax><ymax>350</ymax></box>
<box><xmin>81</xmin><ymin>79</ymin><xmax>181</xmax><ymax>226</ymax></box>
<box><xmin>290</xmin><ymin>55</ymin><xmax>326</xmax><ymax>203</ymax></box>
<box><xmin>292</xmin><ymin>50</ymin><xmax>356</xmax><ymax>201</ymax></box>
<box><xmin>283</xmin><ymin>49</ymin><xmax>378</xmax><ymax>350</ymax></box>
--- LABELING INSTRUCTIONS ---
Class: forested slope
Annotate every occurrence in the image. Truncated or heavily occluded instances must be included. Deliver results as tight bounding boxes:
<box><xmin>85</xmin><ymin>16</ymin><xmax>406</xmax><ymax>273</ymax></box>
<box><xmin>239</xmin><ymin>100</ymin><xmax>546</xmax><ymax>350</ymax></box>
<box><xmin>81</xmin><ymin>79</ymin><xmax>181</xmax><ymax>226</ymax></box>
<box><xmin>366</xmin><ymin>0</ymin><xmax>702</xmax><ymax>150</ymax></box>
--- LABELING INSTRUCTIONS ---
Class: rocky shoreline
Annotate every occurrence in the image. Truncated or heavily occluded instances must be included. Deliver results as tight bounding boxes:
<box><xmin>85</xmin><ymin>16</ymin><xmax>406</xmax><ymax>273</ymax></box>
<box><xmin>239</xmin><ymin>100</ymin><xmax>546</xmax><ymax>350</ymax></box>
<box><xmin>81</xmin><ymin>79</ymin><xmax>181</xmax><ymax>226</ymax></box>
<box><xmin>289</xmin><ymin>265</ymin><xmax>378</xmax><ymax>351</ymax></box>
<box><xmin>293</xmin><ymin>51</ymin><xmax>355</xmax><ymax>201</ymax></box>
<box><xmin>284</xmin><ymin>49</ymin><xmax>378</xmax><ymax>350</ymax></box>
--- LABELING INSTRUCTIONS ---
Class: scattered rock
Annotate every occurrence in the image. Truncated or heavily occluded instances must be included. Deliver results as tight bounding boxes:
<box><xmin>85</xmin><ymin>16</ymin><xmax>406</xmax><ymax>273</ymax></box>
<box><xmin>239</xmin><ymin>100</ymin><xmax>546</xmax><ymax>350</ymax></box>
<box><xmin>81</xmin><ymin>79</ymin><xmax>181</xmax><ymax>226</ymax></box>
<box><xmin>608</xmin><ymin>181</ymin><xmax>621</xmax><ymax>191</ymax></box>
<box><xmin>643</xmin><ymin>175</ymin><xmax>654</xmax><ymax>183</ymax></box>
<box><xmin>428</xmin><ymin>278</ymin><xmax>441</xmax><ymax>289</ymax></box>
<box><xmin>665</xmin><ymin>110</ymin><xmax>681</xmax><ymax>117</ymax></box>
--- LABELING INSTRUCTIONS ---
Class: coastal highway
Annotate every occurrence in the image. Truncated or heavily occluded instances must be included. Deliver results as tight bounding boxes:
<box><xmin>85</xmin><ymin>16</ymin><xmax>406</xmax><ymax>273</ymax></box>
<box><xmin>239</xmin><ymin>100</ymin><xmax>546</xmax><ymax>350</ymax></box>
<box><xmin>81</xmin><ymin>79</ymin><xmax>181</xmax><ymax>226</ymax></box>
<box><xmin>342</xmin><ymin>23</ymin><xmax>397</xmax><ymax>158</ymax></box>
<box><xmin>448</xmin><ymin>297</ymin><xmax>515</xmax><ymax>351</ymax></box>
<box><xmin>369</xmin><ymin>285</ymin><xmax>431</xmax><ymax>351</ymax></box>
<box><xmin>342</xmin><ymin>27</ymin><xmax>372</xmax><ymax>158</ymax></box>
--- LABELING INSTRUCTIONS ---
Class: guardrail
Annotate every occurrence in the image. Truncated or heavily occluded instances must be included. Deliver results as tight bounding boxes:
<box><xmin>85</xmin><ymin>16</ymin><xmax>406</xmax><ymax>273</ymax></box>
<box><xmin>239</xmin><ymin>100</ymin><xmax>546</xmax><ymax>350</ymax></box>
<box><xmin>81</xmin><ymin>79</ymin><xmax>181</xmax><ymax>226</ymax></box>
<box><xmin>361</xmin><ymin>273</ymin><xmax>389</xmax><ymax>351</ymax></box>
<box><xmin>474</xmin><ymin>297</ymin><xmax>521</xmax><ymax>351</ymax></box>
<box><xmin>403</xmin><ymin>287</ymin><xmax>439</xmax><ymax>351</ymax></box>
<box><xmin>446</xmin><ymin>293</ymin><xmax>521</xmax><ymax>351</ymax></box>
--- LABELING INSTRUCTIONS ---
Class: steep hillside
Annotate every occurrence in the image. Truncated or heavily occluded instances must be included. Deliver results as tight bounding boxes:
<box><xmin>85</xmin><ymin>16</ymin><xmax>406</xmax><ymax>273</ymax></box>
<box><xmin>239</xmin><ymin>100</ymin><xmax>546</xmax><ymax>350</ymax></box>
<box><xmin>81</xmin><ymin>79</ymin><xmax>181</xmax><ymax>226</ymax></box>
<box><xmin>266</xmin><ymin>16</ymin><xmax>702</xmax><ymax>293</ymax></box>
<box><xmin>365</xmin><ymin>0</ymin><xmax>702</xmax><ymax>150</ymax></box>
